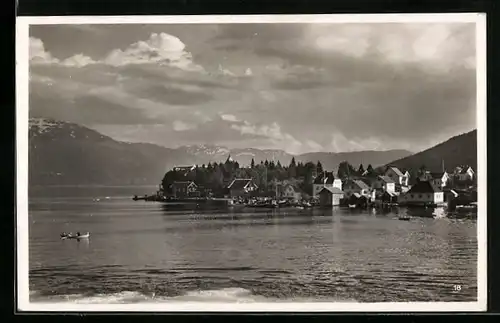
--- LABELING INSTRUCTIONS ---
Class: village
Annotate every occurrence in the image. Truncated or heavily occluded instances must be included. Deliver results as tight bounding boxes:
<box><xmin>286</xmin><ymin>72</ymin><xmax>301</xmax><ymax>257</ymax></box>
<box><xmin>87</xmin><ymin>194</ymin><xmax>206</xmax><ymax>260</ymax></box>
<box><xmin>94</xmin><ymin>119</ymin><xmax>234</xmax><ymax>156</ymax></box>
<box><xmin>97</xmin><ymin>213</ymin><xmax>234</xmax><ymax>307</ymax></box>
<box><xmin>133</xmin><ymin>155</ymin><xmax>477</xmax><ymax>213</ymax></box>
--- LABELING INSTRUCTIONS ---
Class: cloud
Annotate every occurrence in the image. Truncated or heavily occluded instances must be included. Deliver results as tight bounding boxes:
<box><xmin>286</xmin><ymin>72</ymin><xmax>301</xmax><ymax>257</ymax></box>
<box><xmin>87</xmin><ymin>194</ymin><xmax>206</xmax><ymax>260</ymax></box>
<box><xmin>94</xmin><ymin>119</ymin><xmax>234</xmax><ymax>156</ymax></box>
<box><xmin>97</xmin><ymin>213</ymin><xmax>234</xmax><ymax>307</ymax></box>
<box><xmin>220</xmin><ymin>114</ymin><xmax>240</xmax><ymax>122</ymax></box>
<box><xmin>61</xmin><ymin>54</ymin><xmax>97</xmax><ymax>67</ymax></box>
<box><xmin>231</xmin><ymin>121</ymin><xmax>303</xmax><ymax>154</ymax></box>
<box><xmin>28</xmin><ymin>23</ymin><xmax>478</xmax><ymax>154</ymax></box>
<box><xmin>29</xmin><ymin>37</ymin><xmax>59</xmax><ymax>64</ymax></box>
<box><xmin>103</xmin><ymin>32</ymin><xmax>204</xmax><ymax>72</ymax></box>
<box><xmin>125</xmin><ymin>82</ymin><xmax>214</xmax><ymax>106</ymax></box>
<box><xmin>30</xmin><ymin>33</ymin><xmax>207</xmax><ymax>72</ymax></box>
<box><xmin>262</xmin><ymin>23</ymin><xmax>476</xmax><ymax>73</ymax></box>
<box><xmin>173</xmin><ymin>120</ymin><xmax>196</xmax><ymax>131</ymax></box>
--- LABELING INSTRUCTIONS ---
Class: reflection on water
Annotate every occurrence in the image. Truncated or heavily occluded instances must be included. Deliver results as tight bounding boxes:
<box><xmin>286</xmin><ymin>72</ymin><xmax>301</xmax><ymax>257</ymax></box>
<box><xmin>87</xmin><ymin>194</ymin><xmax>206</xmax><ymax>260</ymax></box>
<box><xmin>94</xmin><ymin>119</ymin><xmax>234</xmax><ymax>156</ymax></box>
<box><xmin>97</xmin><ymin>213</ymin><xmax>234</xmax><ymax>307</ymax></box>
<box><xmin>28</xmin><ymin>188</ymin><xmax>478</xmax><ymax>303</ymax></box>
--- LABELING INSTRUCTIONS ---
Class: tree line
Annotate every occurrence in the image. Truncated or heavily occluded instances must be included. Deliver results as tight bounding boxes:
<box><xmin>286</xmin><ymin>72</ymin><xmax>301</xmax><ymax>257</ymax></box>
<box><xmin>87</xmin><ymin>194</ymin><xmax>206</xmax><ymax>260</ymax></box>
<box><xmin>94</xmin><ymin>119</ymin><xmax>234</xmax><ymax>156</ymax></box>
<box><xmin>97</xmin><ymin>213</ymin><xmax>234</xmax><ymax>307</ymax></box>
<box><xmin>161</xmin><ymin>157</ymin><xmax>379</xmax><ymax>197</ymax></box>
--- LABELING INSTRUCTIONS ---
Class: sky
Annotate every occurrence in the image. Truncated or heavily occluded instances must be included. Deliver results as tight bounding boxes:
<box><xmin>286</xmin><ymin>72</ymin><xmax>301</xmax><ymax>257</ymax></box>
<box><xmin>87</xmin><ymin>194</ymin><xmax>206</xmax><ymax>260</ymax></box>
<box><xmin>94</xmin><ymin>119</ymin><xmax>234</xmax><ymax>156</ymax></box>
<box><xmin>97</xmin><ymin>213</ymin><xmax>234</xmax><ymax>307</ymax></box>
<box><xmin>28</xmin><ymin>22</ymin><xmax>477</xmax><ymax>155</ymax></box>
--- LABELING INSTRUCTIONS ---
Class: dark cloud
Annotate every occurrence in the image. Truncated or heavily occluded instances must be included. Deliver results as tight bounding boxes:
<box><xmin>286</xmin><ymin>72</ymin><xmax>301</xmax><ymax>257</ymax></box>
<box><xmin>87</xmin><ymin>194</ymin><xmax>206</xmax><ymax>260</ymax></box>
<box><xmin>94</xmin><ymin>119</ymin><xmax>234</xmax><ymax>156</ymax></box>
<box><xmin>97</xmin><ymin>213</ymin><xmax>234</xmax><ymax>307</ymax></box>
<box><xmin>126</xmin><ymin>83</ymin><xmax>214</xmax><ymax>106</ymax></box>
<box><xmin>272</xmin><ymin>79</ymin><xmax>329</xmax><ymax>90</ymax></box>
<box><xmin>29</xmin><ymin>81</ymin><xmax>159</xmax><ymax>125</ymax></box>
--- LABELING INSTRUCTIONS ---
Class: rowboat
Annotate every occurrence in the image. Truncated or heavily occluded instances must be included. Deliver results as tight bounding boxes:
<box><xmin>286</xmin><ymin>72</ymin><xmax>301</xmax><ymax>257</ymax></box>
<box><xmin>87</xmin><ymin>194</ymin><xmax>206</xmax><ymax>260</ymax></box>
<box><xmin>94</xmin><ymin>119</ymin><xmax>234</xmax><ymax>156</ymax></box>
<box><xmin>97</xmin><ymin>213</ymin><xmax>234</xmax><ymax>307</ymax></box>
<box><xmin>61</xmin><ymin>232</ymin><xmax>90</xmax><ymax>239</ymax></box>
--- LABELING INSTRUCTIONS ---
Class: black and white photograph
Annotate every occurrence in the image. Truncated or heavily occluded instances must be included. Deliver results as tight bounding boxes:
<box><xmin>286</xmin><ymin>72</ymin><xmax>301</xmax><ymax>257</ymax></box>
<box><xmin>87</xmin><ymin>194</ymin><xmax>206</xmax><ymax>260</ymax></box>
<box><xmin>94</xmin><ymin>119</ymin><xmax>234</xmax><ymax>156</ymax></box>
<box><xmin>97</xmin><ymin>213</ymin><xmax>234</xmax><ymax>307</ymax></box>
<box><xmin>16</xmin><ymin>14</ymin><xmax>487</xmax><ymax>312</ymax></box>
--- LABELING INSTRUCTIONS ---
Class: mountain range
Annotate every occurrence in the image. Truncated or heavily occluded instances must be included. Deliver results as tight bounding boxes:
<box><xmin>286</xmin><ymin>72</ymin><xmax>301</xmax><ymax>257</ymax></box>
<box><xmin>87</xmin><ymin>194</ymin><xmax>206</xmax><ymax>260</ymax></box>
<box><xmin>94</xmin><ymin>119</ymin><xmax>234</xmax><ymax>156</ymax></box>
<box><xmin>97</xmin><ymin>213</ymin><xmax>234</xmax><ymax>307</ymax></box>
<box><xmin>28</xmin><ymin>118</ymin><xmax>416</xmax><ymax>186</ymax></box>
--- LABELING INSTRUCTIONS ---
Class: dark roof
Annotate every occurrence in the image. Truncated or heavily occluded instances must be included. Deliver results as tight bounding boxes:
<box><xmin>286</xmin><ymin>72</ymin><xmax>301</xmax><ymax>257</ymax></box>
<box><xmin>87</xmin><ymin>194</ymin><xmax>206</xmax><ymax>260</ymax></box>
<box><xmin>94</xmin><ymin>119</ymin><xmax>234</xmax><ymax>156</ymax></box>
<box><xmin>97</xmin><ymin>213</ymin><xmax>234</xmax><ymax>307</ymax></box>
<box><xmin>387</xmin><ymin>166</ymin><xmax>404</xmax><ymax>177</ymax></box>
<box><xmin>360</xmin><ymin>178</ymin><xmax>374</xmax><ymax>186</ymax></box>
<box><xmin>171</xmin><ymin>181</ymin><xmax>196</xmax><ymax>188</ymax></box>
<box><xmin>319</xmin><ymin>187</ymin><xmax>344</xmax><ymax>195</ymax></box>
<box><xmin>459</xmin><ymin>167</ymin><xmax>473</xmax><ymax>174</ymax></box>
<box><xmin>407</xmin><ymin>181</ymin><xmax>439</xmax><ymax>193</ymax></box>
<box><xmin>428</xmin><ymin>172</ymin><xmax>447</xmax><ymax>179</ymax></box>
<box><xmin>352</xmin><ymin>179</ymin><xmax>370</xmax><ymax>190</ymax></box>
<box><xmin>378</xmin><ymin>175</ymin><xmax>395</xmax><ymax>183</ymax></box>
<box><xmin>313</xmin><ymin>172</ymin><xmax>338</xmax><ymax>184</ymax></box>
<box><xmin>228</xmin><ymin>178</ymin><xmax>255</xmax><ymax>190</ymax></box>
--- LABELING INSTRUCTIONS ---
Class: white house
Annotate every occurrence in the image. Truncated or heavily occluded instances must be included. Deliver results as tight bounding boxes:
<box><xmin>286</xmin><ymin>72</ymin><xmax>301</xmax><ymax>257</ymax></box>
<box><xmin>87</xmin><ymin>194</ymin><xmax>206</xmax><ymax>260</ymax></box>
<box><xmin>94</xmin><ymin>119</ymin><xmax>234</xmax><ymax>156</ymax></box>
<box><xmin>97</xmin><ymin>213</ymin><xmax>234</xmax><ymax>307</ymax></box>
<box><xmin>372</xmin><ymin>175</ymin><xmax>396</xmax><ymax>193</ymax></box>
<box><xmin>398</xmin><ymin>181</ymin><xmax>444</xmax><ymax>206</ymax></box>
<box><xmin>419</xmin><ymin>171</ymin><xmax>450</xmax><ymax>189</ymax></box>
<box><xmin>312</xmin><ymin>172</ymin><xmax>343</xmax><ymax>196</ymax></box>
<box><xmin>385</xmin><ymin>166</ymin><xmax>409</xmax><ymax>186</ymax></box>
<box><xmin>279</xmin><ymin>184</ymin><xmax>303</xmax><ymax>201</ymax></box>
<box><xmin>343</xmin><ymin>179</ymin><xmax>371</xmax><ymax>198</ymax></box>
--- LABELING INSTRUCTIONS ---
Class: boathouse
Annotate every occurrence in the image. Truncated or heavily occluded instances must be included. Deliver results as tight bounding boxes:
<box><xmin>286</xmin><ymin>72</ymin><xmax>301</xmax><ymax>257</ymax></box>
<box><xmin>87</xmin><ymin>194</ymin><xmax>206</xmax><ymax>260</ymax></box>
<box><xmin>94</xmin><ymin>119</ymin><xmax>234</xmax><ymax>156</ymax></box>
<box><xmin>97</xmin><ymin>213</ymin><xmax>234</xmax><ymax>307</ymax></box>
<box><xmin>312</xmin><ymin>171</ymin><xmax>343</xmax><ymax>196</ymax></box>
<box><xmin>379</xmin><ymin>191</ymin><xmax>399</xmax><ymax>204</ymax></box>
<box><xmin>398</xmin><ymin>180</ymin><xmax>444</xmax><ymax>206</ymax></box>
<box><xmin>372</xmin><ymin>175</ymin><xmax>396</xmax><ymax>193</ymax></box>
<box><xmin>318</xmin><ymin>187</ymin><xmax>344</xmax><ymax>207</ymax></box>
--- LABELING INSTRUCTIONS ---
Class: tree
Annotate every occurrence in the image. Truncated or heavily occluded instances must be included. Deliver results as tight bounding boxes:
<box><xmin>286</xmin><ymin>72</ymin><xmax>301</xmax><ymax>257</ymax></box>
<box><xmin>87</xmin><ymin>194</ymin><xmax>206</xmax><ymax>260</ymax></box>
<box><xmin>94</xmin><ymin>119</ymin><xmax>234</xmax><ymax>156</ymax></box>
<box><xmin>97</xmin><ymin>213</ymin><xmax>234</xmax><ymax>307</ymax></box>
<box><xmin>251</xmin><ymin>158</ymin><xmax>255</xmax><ymax>168</ymax></box>
<box><xmin>358</xmin><ymin>164</ymin><xmax>365</xmax><ymax>175</ymax></box>
<box><xmin>367</xmin><ymin>164</ymin><xmax>374</xmax><ymax>174</ymax></box>
<box><xmin>288</xmin><ymin>159</ymin><xmax>297</xmax><ymax>178</ymax></box>
<box><xmin>264</xmin><ymin>160</ymin><xmax>269</xmax><ymax>167</ymax></box>
<box><xmin>304</xmin><ymin>162</ymin><xmax>316</xmax><ymax>184</ymax></box>
<box><xmin>418</xmin><ymin>164</ymin><xmax>427</xmax><ymax>177</ymax></box>
<box><xmin>277</xmin><ymin>160</ymin><xmax>282</xmax><ymax>168</ymax></box>
<box><xmin>316</xmin><ymin>161</ymin><xmax>323</xmax><ymax>175</ymax></box>
<box><xmin>337</xmin><ymin>161</ymin><xmax>356</xmax><ymax>179</ymax></box>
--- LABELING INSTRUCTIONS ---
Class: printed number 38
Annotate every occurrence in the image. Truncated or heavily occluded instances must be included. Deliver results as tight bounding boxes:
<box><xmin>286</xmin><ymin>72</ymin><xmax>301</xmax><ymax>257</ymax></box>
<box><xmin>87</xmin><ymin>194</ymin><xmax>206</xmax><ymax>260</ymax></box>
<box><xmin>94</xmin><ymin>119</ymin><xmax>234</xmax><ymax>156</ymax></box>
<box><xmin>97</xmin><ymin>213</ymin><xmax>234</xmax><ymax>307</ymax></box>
<box><xmin>453</xmin><ymin>285</ymin><xmax>462</xmax><ymax>291</ymax></box>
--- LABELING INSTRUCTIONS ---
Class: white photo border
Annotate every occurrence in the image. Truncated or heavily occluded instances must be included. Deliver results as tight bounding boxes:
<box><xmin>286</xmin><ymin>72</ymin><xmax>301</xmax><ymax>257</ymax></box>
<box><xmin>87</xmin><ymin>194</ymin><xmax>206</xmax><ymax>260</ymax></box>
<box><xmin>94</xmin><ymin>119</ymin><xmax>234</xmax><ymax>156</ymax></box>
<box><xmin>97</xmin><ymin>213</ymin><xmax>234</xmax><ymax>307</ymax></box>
<box><xmin>16</xmin><ymin>13</ymin><xmax>487</xmax><ymax>312</ymax></box>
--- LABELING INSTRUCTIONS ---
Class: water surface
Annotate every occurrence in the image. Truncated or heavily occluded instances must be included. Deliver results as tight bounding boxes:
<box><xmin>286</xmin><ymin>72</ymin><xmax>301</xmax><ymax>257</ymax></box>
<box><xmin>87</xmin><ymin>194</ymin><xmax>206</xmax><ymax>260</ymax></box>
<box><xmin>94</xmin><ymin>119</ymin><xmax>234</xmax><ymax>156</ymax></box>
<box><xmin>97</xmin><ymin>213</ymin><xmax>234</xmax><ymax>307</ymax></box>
<box><xmin>28</xmin><ymin>186</ymin><xmax>478</xmax><ymax>303</ymax></box>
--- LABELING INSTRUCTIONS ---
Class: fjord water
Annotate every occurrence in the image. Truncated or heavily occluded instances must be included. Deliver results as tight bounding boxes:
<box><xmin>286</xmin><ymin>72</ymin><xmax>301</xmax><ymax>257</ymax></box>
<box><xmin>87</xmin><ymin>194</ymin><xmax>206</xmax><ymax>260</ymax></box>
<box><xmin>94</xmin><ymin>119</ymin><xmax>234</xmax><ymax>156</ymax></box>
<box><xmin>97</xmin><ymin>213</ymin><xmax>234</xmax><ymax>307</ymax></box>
<box><xmin>28</xmin><ymin>186</ymin><xmax>477</xmax><ymax>303</ymax></box>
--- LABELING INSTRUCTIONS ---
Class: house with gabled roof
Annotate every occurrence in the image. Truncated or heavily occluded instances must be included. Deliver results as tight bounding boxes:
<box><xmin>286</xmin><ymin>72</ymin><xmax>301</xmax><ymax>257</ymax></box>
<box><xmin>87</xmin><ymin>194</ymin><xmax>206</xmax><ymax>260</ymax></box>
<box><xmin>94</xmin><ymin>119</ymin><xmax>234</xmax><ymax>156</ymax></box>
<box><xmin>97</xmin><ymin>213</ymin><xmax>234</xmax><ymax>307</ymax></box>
<box><xmin>373</xmin><ymin>175</ymin><xmax>396</xmax><ymax>193</ymax></box>
<box><xmin>278</xmin><ymin>183</ymin><xmax>304</xmax><ymax>201</ymax></box>
<box><xmin>343</xmin><ymin>179</ymin><xmax>371</xmax><ymax>198</ymax></box>
<box><xmin>318</xmin><ymin>186</ymin><xmax>344</xmax><ymax>207</ymax></box>
<box><xmin>398</xmin><ymin>180</ymin><xmax>444</xmax><ymax>206</ymax></box>
<box><xmin>384</xmin><ymin>166</ymin><xmax>409</xmax><ymax>187</ymax></box>
<box><xmin>454</xmin><ymin>166</ymin><xmax>475</xmax><ymax>182</ymax></box>
<box><xmin>312</xmin><ymin>171</ymin><xmax>342</xmax><ymax>196</ymax></box>
<box><xmin>170</xmin><ymin>181</ymin><xmax>198</xmax><ymax>198</ymax></box>
<box><xmin>227</xmin><ymin>178</ymin><xmax>258</xmax><ymax>197</ymax></box>
<box><xmin>419</xmin><ymin>171</ymin><xmax>450</xmax><ymax>189</ymax></box>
